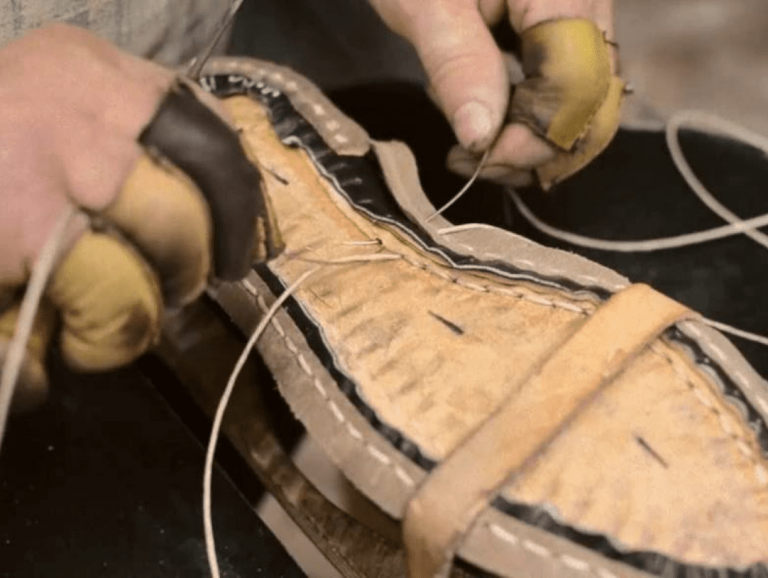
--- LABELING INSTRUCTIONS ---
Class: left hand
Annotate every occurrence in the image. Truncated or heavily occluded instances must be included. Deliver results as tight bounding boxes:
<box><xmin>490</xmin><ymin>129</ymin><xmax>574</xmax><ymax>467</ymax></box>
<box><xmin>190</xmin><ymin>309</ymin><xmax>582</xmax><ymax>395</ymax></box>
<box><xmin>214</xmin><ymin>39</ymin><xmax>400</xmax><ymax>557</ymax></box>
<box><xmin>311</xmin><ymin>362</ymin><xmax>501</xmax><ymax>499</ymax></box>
<box><xmin>368</xmin><ymin>0</ymin><xmax>623</xmax><ymax>188</ymax></box>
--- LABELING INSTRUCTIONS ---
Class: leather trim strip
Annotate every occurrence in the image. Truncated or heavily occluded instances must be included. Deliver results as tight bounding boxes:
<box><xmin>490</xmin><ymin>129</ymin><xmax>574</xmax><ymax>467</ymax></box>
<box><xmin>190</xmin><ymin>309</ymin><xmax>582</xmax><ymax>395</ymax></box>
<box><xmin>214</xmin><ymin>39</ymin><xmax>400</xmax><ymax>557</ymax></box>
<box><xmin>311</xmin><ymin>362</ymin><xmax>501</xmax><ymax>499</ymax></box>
<box><xmin>403</xmin><ymin>284</ymin><xmax>693</xmax><ymax>578</ymax></box>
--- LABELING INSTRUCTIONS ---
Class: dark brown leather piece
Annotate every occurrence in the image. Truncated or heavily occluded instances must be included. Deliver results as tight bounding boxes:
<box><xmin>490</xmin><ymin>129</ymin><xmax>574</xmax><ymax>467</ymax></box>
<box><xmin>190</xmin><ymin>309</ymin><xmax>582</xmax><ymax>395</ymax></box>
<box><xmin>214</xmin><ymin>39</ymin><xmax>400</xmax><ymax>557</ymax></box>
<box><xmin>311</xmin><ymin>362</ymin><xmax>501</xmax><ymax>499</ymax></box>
<box><xmin>139</xmin><ymin>81</ymin><xmax>281</xmax><ymax>280</ymax></box>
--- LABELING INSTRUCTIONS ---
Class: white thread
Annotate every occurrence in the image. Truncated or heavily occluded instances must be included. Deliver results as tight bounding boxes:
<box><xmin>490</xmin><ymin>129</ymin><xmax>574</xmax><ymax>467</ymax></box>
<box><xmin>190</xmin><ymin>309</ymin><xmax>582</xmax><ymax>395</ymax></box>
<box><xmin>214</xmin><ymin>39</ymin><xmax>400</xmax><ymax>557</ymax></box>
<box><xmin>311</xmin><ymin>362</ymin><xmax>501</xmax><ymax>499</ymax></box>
<box><xmin>560</xmin><ymin>554</ymin><xmax>591</xmax><ymax>572</ymax></box>
<box><xmin>312</xmin><ymin>104</ymin><xmax>326</xmax><ymax>116</ymax></box>
<box><xmin>204</xmin><ymin>266</ymin><xmax>320</xmax><ymax>578</ymax></box>
<box><xmin>733</xmin><ymin>370</ymin><xmax>750</xmax><ymax>390</ymax></box>
<box><xmin>523</xmin><ymin>539</ymin><xmax>552</xmax><ymax>558</ymax></box>
<box><xmin>367</xmin><ymin>444</ymin><xmax>392</xmax><ymax>466</ymax></box>
<box><xmin>486</xmin><ymin>522</ymin><xmax>622</xmax><ymax>578</ymax></box>
<box><xmin>667</xmin><ymin>110</ymin><xmax>768</xmax><ymax>252</ymax></box>
<box><xmin>395</xmin><ymin>466</ymin><xmax>416</xmax><ymax>487</ymax></box>
<box><xmin>284</xmin><ymin>338</ymin><xmax>300</xmax><ymax>356</ymax></box>
<box><xmin>270</xmin><ymin>72</ymin><xmax>284</xmax><ymax>82</ymax></box>
<box><xmin>333</xmin><ymin>134</ymin><xmax>350</xmax><ymax>145</ymax></box>
<box><xmin>427</xmin><ymin>148</ymin><xmax>491</xmax><ymax>221</ymax></box>
<box><xmin>460</xmin><ymin>281</ymin><xmax>489</xmax><ymax>293</ymax></box>
<box><xmin>650</xmin><ymin>344</ymin><xmax>768</xmax><ymax>487</ymax></box>
<box><xmin>510</xmin><ymin>191</ymin><xmax>768</xmax><ymax>253</ymax></box>
<box><xmin>703</xmin><ymin>319</ymin><xmax>768</xmax><ymax>349</ymax></box>
<box><xmin>328</xmin><ymin>400</ymin><xmax>345</xmax><ymax>423</ymax></box>
<box><xmin>284</xmin><ymin>81</ymin><xmax>298</xmax><ymax>92</ymax></box>
<box><xmin>346</xmin><ymin>423</ymin><xmax>363</xmax><ymax>441</ymax></box>
<box><xmin>312</xmin><ymin>378</ymin><xmax>328</xmax><ymax>399</ymax></box>
<box><xmin>325</xmin><ymin>120</ymin><xmax>340</xmax><ymax>131</ymax></box>
<box><xmin>271</xmin><ymin>317</ymin><xmax>287</xmax><ymax>338</ymax></box>
<box><xmin>0</xmin><ymin>206</ymin><xmax>81</xmax><ymax>450</ymax></box>
<box><xmin>296</xmin><ymin>354</ymin><xmax>313</xmax><ymax>376</ymax></box>
<box><xmin>551</xmin><ymin>301</ymin><xmax>589</xmax><ymax>315</ymax></box>
<box><xmin>524</xmin><ymin>294</ymin><xmax>560</xmax><ymax>308</ymax></box>
<box><xmin>759</xmin><ymin>399</ymin><xmax>768</xmax><ymax>416</ymax></box>
<box><xmin>488</xmin><ymin>523</ymin><xmax>519</xmax><ymax>545</ymax></box>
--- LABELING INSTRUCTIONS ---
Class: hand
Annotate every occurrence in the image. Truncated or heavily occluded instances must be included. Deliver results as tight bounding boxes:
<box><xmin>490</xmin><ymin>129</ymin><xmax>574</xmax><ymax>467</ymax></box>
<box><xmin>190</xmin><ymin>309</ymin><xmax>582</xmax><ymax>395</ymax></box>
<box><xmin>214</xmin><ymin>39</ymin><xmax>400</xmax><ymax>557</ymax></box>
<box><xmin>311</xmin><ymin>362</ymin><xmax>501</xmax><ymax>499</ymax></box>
<box><xmin>368</xmin><ymin>0</ymin><xmax>623</xmax><ymax>188</ymax></box>
<box><xmin>0</xmin><ymin>24</ymin><xmax>276</xmax><ymax>410</ymax></box>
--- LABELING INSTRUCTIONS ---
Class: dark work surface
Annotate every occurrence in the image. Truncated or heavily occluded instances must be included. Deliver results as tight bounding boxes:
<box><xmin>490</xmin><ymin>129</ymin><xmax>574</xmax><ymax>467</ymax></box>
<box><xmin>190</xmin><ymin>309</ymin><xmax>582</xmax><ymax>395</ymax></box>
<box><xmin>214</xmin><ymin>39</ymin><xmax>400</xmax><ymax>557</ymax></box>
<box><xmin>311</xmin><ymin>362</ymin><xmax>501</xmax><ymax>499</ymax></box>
<box><xmin>330</xmin><ymin>83</ymin><xmax>768</xmax><ymax>380</ymax></box>
<box><xmin>0</xmin><ymin>358</ymin><xmax>305</xmax><ymax>578</ymax></box>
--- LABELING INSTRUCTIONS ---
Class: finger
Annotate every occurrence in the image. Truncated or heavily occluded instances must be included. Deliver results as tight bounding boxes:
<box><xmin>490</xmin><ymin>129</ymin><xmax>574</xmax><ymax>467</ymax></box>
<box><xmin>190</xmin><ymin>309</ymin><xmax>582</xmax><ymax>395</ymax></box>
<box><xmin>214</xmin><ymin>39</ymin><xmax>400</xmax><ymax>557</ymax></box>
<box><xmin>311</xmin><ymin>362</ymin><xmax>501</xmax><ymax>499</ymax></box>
<box><xmin>396</xmin><ymin>1</ymin><xmax>510</xmax><ymax>152</ymax></box>
<box><xmin>104</xmin><ymin>154</ymin><xmax>212</xmax><ymax>307</ymax></box>
<box><xmin>46</xmin><ymin>232</ymin><xmax>162</xmax><ymax>372</ymax></box>
<box><xmin>139</xmin><ymin>82</ymin><xmax>272</xmax><ymax>281</ymax></box>
<box><xmin>446</xmin><ymin>145</ymin><xmax>535</xmax><ymax>187</ymax></box>
<box><xmin>505</xmin><ymin>18</ymin><xmax>623</xmax><ymax>188</ymax></box>
<box><xmin>0</xmin><ymin>296</ymin><xmax>56</xmax><ymax>412</ymax></box>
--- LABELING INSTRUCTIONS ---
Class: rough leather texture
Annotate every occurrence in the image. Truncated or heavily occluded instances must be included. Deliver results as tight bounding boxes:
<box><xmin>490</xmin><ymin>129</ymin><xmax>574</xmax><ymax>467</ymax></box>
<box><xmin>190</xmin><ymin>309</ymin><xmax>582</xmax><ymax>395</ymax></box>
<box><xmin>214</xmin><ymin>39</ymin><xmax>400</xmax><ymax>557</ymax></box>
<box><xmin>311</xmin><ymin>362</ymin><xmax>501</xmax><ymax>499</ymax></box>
<box><xmin>202</xmin><ymin>59</ymin><xmax>768</xmax><ymax>578</ymax></box>
<box><xmin>404</xmin><ymin>284</ymin><xmax>694</xmax><ymax>578</ymax></box>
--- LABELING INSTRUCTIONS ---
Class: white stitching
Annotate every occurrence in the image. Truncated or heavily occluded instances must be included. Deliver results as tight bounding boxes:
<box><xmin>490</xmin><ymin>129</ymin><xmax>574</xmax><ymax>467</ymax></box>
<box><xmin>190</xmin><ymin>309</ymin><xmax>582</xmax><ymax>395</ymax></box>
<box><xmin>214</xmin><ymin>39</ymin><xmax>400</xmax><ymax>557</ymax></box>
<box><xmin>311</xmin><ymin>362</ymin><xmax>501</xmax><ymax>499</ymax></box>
<box><xmin>398</xmin><ymin>254</ymin><xmax>592</xmax><ymax>316</ymax></box>
<box><xmin>312</xmin><ymin>378</ymin><xmax>328</xmax><ymax>399</ymax></box>
<box><xmin>487</xmin><ymin>523</ymin><xmax>612</xmax><ymax>577</ymax></box>
<box><xmin>651</xmin><ymin>344</ymin><xmax>768</xmax><ymax>489</ymax></box>
<box><xmin>561</xmin><ymin>554</ymin><xmax>591</xmax><ymax>572</ymax></box>
<box><xmin>346</xmin><ymin>423</ymin><xmax>363</xmax><ymax>441</ymax></box>
<box><xmin>394</xmin><ymin>466</ymin><xmax>416</xmax><ymax>487</ymax></box>
<box><xmin>328</xmin><ymin>401</ymin><xmax>345</xmax><ymax>423</ymax></box>
<box><xmin>367</xmin><ymin>444</ymin><xmax>392</xmax><ymax>466</ymax></box>
<box><xmin>297</xmin><ymin>354</ymin><xmax>313</xmax><ymax>376</ymax></box>
<box><xmin>249</xmin><ymin>281</ymin><xmax>416</xmax><ymax>489</ymax></box>
<box><xmin>522</xmin><ymin>539</ymin><xmax>551</xmax><ymax>558</ymax></box>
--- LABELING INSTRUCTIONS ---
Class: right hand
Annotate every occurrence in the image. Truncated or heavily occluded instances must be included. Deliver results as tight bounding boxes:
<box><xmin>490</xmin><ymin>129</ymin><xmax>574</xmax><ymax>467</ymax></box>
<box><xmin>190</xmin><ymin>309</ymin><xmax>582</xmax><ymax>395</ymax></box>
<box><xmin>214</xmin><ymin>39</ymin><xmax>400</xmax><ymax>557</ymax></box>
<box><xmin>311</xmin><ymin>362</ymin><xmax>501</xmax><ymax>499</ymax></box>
<box><xmin>0</xmin><ymin>24</ymin><xmax>275</xmax><ymax>410</ymax></box>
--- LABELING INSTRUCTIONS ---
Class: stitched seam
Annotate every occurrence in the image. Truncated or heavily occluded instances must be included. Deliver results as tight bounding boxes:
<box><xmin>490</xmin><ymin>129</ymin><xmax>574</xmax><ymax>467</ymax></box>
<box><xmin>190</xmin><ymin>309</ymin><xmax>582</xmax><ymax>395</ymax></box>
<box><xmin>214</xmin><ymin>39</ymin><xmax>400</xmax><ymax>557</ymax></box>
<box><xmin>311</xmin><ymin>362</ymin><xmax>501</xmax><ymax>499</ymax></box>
<box><xmin>681</xmin><ymin>321</ymin><xmax>768</xmax><ymax>417</ymax></box>
<box><xmin>650</xmin><ymin>343</ymin><xmax>768</xmax><ymax>490</ymax></box>
<box><xmin>398</xmin><ymin>255</ymin><xmax>594</xmax><ymax>316</ymax></box>
<box><xmin>242</xmin><ymin>280</ymin><xmax>417</xmax><ymax>489</ymax></box>
<box><xmin>486</xmin><ymin>522</ymin><xmax>618</xmax><ymax>577</ymax></box>
<box><xmin>232</xmin><ymin>70</ymin><xmax>597</xmax><ymax>316</ymax></box>
<box><xmin>232</xmin><ymin>71</ymin><xmax>624</xmax><ymax>291</ymax></box>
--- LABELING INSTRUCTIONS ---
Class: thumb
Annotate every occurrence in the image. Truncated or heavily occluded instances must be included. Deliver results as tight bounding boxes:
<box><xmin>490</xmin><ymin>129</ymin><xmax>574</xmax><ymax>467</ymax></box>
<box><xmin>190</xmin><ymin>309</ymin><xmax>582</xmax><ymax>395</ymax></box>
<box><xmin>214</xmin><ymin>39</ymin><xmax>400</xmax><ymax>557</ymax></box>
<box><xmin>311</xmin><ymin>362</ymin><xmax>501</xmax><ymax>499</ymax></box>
<box><xmin>398</xmin><ymin>2</ymin><xmax>508</xmax><ymax>152</ymax></box>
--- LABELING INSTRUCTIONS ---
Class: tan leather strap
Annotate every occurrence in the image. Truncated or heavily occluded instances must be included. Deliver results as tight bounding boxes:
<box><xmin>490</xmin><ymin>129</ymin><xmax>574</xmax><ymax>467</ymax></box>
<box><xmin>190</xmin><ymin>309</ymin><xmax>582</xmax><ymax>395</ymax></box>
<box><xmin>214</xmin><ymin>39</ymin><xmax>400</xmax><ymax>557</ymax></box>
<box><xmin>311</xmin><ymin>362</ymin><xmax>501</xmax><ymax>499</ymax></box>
<box><xmin>403</xmin><ymin>284</ymin><xmax>694</xmax><ymax>578</ymax></box>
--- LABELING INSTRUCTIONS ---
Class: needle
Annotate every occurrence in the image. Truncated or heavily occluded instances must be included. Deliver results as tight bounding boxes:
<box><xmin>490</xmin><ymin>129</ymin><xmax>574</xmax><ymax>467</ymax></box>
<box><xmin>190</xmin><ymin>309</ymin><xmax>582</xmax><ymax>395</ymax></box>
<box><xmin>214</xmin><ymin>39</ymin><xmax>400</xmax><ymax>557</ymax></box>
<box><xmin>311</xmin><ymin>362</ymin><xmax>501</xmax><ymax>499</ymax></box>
<box><xmin>185</xmin><ymin>0</ymin><xmax>245</xmax><ymax>81</ymax></box>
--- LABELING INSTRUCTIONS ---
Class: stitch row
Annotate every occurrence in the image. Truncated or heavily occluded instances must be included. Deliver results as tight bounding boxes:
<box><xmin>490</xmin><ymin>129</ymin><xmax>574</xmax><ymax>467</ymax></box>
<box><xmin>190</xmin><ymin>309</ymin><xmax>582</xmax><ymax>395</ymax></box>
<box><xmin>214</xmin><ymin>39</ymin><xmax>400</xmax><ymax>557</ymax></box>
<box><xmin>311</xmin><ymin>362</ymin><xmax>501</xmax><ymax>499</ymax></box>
<box><xmin>241</xmin><ymin>278</ymin><xmax>417</xmax><ymax>489</ymax></box>
<box><xmin>650</xmin><ymin>343</ymin><xmax>768</xmax><ymax>489</ymax></box>
<box><xmin>680</xmin><ymin>321</ymin><xmax>768</xmax><ymax>418</ymax></box>
<box><xmin>247</xmin><ymin>69</ymin><xmax>622</xmax><ymax>290</ymax></box>
<box><xmin>486</xmin><ymin>522</ymin><xmax>619</xmax><ymax>578</ymax></box>
<box><xmin>397</xmin><ymin>254</ymin><xmax>594</xmax><ymax>317</ymax></box>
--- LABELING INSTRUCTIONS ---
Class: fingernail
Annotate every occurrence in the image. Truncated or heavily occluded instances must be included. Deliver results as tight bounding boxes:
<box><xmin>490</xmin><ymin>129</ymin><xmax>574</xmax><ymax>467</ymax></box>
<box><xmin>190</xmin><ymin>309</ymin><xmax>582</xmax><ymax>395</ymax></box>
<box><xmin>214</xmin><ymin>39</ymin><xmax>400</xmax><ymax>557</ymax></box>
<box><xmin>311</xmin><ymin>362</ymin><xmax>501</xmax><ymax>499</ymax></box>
<box><xmin>453</xmin><ymin>101</ymin><xmax>493</xmax><ymax>151</ymax></box>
